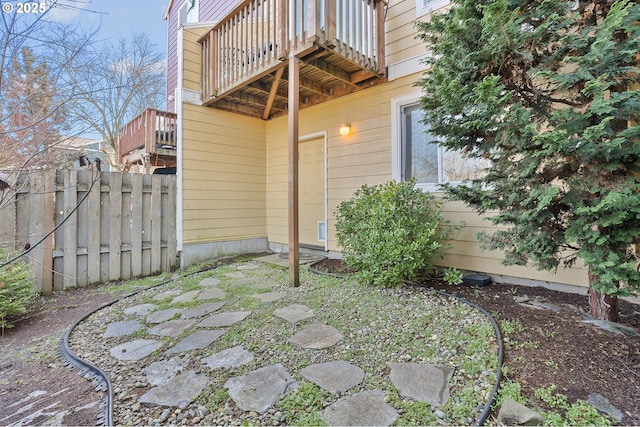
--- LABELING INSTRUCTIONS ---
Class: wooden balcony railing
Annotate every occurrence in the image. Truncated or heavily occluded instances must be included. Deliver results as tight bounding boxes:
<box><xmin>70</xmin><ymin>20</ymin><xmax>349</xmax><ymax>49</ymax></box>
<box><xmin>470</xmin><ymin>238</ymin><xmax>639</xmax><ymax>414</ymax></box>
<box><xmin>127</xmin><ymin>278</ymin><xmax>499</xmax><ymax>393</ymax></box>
<box><xmin>200</xmin><ymin>0</ymin><xmax>386</xmax><ymax>106</ymax></box>
<box><xmin>118</xmin><ymin>109</ymin><xmax>177</xmax><ymax>164</ymax></box>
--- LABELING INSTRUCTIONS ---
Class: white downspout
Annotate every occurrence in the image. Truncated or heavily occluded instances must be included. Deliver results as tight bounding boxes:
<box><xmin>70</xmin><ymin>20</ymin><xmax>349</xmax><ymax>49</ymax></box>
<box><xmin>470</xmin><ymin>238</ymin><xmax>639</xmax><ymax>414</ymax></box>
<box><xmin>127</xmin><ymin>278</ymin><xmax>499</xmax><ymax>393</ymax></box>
<box><xmin>176</xmin><ymin>26</ymin><xmax>185</xmax><ymax>267</ymax></box>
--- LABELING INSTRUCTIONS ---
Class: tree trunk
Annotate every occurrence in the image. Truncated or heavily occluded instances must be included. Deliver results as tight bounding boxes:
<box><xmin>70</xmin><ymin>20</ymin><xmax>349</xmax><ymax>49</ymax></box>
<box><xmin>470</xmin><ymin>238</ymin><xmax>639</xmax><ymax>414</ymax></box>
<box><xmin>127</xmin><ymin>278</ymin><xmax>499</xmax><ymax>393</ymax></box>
<box><xmin>588</xmin><ymin>271</ymin><xmax>619</xmax><ymax>321</ymax></box>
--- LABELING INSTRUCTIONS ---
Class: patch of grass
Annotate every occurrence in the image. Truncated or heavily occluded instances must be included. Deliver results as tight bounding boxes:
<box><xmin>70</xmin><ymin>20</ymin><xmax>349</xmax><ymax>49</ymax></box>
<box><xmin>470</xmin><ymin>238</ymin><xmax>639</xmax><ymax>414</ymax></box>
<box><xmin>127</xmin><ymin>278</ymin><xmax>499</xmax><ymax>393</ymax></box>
<box><xmin>499</xmin><ymin>319</ymin><xmax>525</xmax><ymax>336</ymax></box>
<box><xmin>443</xmin><ymin>385</ymin><xmax>482</xmax><ymax>425</ymax></box>
<box><xmin>103</xmin><ymin>272</ymin><xmax>172</xmax><ymax>295</ymax></box>
<box><xmin>495</xmin><ymin>381</ymin><xmax>526</xmax><ymax>406</ymax></box>
<box><xmin>199</xmin><ymin>382</ymin><xmax>230</xmax><ymax>409</ymax></box>
<box><xmin>534</xmin><ymin>385</ymin><xmax>613</xmax><ymax>426</ymax></box>
<box><xmin>91</xmin><ymin>259</ymin><xmax>502</xmax><ymax>426</ymax></box>
<box><xmin>278</xmin><ymin>382</ymin><xmax>329</xmax><ymax>426</ymax></box>
<box><xmin>214</xmin><ymin>317</ymin><xmax>264</xmax><ymax>350</ymax></box>
<box><xmin>17</xmin><ymin>334</ymin><xmax>60</xmax><ymax>361</ymax></box>
<box><xmin>396</xmin><ymin>404</ymin><xmax>439</xmax><ymax>426</ymax></box>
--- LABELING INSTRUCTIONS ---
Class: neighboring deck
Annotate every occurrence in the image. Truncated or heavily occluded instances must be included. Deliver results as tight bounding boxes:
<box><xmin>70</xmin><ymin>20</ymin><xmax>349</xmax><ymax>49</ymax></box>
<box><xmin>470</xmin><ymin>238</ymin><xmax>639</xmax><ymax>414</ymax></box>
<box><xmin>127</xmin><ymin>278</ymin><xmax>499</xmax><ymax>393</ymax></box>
<box><xmin>199</xmin><ymin>0</ymin><xmax>387</xmax><ymax>119</ymax></box>
<box><xmin>119</xmin><ymin>109</ymin><xmax>177</xmax><ymax>172</ymax></box>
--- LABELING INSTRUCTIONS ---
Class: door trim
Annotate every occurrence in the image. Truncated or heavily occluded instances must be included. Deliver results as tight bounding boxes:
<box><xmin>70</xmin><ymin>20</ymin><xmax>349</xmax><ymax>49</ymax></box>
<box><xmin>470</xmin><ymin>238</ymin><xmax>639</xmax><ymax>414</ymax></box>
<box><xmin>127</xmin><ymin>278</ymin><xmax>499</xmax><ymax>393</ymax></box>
<box><xmin>300</xmin><ymin>131</ymin><xmax>327</xmax><ymax>251</ymax></box>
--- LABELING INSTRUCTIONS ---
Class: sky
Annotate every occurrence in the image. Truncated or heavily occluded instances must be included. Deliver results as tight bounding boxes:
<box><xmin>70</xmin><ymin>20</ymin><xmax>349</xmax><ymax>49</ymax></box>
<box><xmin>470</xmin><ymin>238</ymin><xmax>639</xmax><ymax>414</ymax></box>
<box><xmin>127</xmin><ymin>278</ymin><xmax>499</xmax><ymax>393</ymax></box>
<box><xmin>46</xmin><ymin>0</ymin><xmax>168</xmax><ymax>57</ymax></box>
<box><xmin>38</xmin><ymin>0</ymin><xmax>170</xmax><ymax>140</ymax></box>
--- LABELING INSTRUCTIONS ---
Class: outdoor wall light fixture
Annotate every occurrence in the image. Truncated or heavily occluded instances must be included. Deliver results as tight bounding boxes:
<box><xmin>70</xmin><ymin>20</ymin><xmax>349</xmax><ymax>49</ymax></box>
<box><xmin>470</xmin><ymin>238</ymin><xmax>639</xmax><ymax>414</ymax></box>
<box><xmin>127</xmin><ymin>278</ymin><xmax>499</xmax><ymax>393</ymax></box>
<box><xmin>339</xmin><ymin>123</ymin><xmax>351</xmax><ymax>136</ymax></box>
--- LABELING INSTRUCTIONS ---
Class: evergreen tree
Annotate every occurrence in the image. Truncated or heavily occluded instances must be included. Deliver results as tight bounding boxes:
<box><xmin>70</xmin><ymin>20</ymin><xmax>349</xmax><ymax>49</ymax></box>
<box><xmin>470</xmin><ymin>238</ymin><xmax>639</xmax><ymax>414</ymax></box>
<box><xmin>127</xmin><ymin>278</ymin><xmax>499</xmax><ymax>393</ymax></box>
<box><xmin>0</xmin><ymin>48</ymin><xmax>67</xmax><ymax>169</ymax></box>
<box><xmin>416</xmin><ymin>0</ymin><xmax>640</xmax><ymax>320</ymax></box>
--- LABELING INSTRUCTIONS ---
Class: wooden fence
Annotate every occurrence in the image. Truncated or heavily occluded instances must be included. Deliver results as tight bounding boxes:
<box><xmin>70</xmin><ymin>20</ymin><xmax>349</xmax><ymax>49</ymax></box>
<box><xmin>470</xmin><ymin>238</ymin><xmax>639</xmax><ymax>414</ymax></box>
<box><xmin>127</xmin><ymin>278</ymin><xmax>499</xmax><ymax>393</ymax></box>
<box><xmin>0</xmin><ymin>169</ymin><xmax>176</xmax><ymax>294</ymax></box>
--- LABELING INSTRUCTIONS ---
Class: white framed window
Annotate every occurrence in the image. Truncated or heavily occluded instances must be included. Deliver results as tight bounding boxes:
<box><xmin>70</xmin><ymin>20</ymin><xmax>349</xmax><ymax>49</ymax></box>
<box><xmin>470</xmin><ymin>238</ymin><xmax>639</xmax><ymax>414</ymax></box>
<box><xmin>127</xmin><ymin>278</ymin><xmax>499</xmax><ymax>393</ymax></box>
<box><xmin>179</xmin><ymin>0</ymin><xmax>199</xmax><ymax>26</ymax></box>
<box><xmin>416</xmin><ymin>0</ymin><xmax>450</xmax><ymax>18</ymax></box>
<box><xmin>392</xmin><ymin>93</ymin><xmax>488</xmax><ymax>192</ymax></box>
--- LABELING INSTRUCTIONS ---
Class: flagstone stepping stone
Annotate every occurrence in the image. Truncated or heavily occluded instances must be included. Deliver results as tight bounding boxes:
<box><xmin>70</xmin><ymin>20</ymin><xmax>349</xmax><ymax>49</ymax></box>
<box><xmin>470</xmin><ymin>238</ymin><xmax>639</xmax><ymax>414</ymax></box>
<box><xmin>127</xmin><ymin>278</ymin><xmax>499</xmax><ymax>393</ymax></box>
<box><xmin>233</xmin><ymin>278</ymin><xmax>258</xmax><ymax>286</ymax></box>
<box><xmin>519</xmin><ymin>301</ymin><xmax>562</xmax><ymax>312</ymax></box>
<box><xmin>587</xmin><ymin>393</ymin><xmax>624</xmax><ymax>422</ymax></box>
<box><xmin>322</xmin><ymin>389</ymin><xmax>399</xmax><ymax>426</ymax></box>
<box><xmin>124</xmin><ymin>303</ymin><xmax>157</xmax><ymax>317</ymax></box>
<box><xmin>496</xmin><ymin>398</ymin><xmax>545</xmax><ymax>426</ymax></box>
<box><xmin>172</xmin><ymin>290</ymin><xmax>201</xmax><ymax>304</ymax></box>
<box><xmin>148</xmin><ymin>319</ymin><xmax>196</xmax><ymax>337</ymax></box>
<box><xmin>225</xmin><ymin>272</ymin><xmax>245</xmax><ymax>279</ymax></box>
<box><xmin>254</xmin><ymin>253</ymin><xmax>290</xmax><ymax>267</ymax></box>
<box><xmin>247</xmin><ymin>268</ymin><xmax>273</xmax><ymax>276</ymax></box>
<box><xmin>224</xmin><ymin>364</ymin><xmax>298</xmax><ymax>414</ymax></box>
<box><xmin>254</xmin><ymin>253</ymin><xmax>321</xmax><ymax>267</ymax></box>
<box><xmin>165</xmin><ymin>330</ymin><xmax>226</xmax><ymax>354</ymax></box>
<box><xmin>146</xmin><ymin>308</ymin><xmax>182</xmax><ymax>324</ymax></box>
<box><xmin>153</xmin><ymin>289</ymin><xmax>182</xmax><ymax>301</ymax></box>
<box><xmin>387</xmin><ymin>362</ymin><xmax>453</xmax><ymax>406</ymax></box>
<box><xmin>274</xmin><ymin>304</ymin><xmax>314</xmax><ymax>324</ymax></box>
<box><xmin>144</xmin><ymin>360</ymin><xmax>184</xmax><ymax>386</ymax></box>
<box><xmin>236</xmin><ymin>263</ymin><xmax>259</xmax><ymax>271</ymax></box>
<box><xmin>197</xmin><ymin>288</ymin><xmax>226</xmax><ymax>300</ymax></box>
<box><xmin>202</xmin><ymin>345</ymin><xmax>254</xmax><ymax>369</ymax></box>
<box><xmin>140</xmin><ymin>371</ymin><xmax>209</xmax><ymax>409</ymax></box>
<box><xmin>300</xmin><ymin>361</ymin><xmax>364</xmax><ymax>394</ymax></box>
<box><xmin>250</xmin><ymin>280</ymin><xmax>279</xmax><ymax>290</ymax></box>
<box><xmin>103</xmin><ymin>320</ymin><xmax>142</xmax><ymax>338</ymax></box>
<box><xmin>198</xmin><ymin>311</ymin><xmax>251</xmax><ymax>328</ymax></box>
<box><xmin>582</xmin><ymin>319</ymin><xmax>640</xmax><ymax>336</ymax></box>
<box><xmin>181</xmin><ymin>302</ymin><xmax>226</xmax><ymax>319</ymax></box>
<box><xmin>289</xmin><ymin>323</ymin><xmax>344</xmax><ymax>349</ymax></box>
<box><xmin>109</xmin><ymin>339</ymin><xmax>163</xmax><ymax>361</ymax></box>
<box><xmin>251</xmin><ymin>292</ymin><xmax>286</xmax><ymax>304</ymax></box>
<box><xmin>199</xmin><ymin>277</ymin><xmax>221</xmax><ymax>287</ymax></box>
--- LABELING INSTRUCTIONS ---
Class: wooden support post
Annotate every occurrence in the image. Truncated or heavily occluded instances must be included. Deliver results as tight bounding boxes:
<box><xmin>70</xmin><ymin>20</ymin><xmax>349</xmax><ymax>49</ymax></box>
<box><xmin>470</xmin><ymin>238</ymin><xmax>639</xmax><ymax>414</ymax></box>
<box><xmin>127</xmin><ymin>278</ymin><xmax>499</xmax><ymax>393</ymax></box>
<box><xmin>288</xmin><ymin>55</ymin><xmax>300</xmax><ymax>287</ymax></box>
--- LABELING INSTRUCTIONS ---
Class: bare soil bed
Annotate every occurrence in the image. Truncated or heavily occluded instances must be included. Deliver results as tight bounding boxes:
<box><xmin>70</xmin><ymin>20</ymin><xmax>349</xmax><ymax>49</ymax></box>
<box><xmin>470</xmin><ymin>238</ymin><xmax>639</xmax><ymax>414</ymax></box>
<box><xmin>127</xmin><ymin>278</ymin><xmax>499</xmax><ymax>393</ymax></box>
<box><xmin>0</xmin><ymin>286</ymin><xmax>130</xmax><ymax>426</ymax></box>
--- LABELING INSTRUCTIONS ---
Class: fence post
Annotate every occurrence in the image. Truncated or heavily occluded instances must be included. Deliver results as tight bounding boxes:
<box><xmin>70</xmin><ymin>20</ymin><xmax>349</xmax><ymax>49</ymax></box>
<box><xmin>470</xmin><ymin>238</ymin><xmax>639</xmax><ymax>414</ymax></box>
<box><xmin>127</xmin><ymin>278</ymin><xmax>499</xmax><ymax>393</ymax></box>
<box><xmin>29</xmin><ymin>170</ymin><xmax>54</xmax><ymax>294</ymax></box>
<box><xmin>109</xmin><ymin>173</ymin><xmax>123</xmax><ymax>281</ymax></box>
<box><xmin>87</xmin><ymin>169</ymin><xmax>101</xmax><ymax>284</ymax></box>
<box><xmin>151</xmin><ymin>175</ymin><xmax>161</xmax><ymax>274</ymax></box>
<box><xmin>63</xmin><ymin>169</ymin><xmax>78</xmax><ymax>290</ymax></box>
<box><xmin>131</xmin><ymin>174</ymin><xmax>143</xmax><ymax>277</ymax></box>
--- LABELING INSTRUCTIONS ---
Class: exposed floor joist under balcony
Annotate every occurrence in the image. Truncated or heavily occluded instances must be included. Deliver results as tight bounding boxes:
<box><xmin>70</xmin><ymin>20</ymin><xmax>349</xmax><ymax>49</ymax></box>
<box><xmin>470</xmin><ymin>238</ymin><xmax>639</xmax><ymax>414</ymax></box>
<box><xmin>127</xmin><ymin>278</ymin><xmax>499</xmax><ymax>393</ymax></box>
<box><xmin>205</xmin><ymin>47</ymin><xmax>387</xmax><ymax>120</ymax></box>
<box><xmin>199</xmin><ymin>0</ymin><xmax>388</xmax><ymax>120</ymax></box>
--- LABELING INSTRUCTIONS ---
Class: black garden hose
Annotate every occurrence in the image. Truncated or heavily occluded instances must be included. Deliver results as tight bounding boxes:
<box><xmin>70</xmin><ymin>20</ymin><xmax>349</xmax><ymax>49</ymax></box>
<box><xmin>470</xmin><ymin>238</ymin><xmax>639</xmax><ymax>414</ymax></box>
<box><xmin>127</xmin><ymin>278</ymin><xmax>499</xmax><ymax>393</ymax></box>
<box><xmin>59</xmin><ymin>307</ymin><xmax>116</xmax><ymax>427</ymax></box>
<box><xmin>428</xmin><ymin>287</ymin><xmax>504</xmax><ymax>426</ymax></box>
<box><xmin>57</xmin><ymin>259</ymin><xmax>236</xmax><ymax>426</ymax></box>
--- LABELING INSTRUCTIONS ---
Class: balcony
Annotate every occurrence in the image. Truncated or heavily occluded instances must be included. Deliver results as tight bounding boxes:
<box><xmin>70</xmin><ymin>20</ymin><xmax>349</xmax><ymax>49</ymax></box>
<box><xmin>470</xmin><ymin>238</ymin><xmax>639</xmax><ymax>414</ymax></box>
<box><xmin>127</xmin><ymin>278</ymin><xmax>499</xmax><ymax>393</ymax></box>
<box><xmin>118</xmin><ymin>109</ymin><xmax>177</xmax><ymax>172</ymax></box>
<box><xmin>199</xmin><ymin>0</ymin><xmax>387</xmax><ymax>119</ymax></box>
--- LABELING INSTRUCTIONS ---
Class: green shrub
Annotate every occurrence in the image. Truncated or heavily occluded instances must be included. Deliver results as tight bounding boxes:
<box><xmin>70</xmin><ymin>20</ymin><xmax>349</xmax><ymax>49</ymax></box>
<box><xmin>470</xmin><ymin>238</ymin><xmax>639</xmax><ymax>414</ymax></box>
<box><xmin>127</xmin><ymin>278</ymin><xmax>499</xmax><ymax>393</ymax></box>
<box><xmin>0</xmin><ymin>253</ymin><xmax>35</xmax><ymax>336</ymax></box>
<box><xmin>335</xmin><ymin>179</ymin><xmax>458</xmax><ymax>287</ymax></box>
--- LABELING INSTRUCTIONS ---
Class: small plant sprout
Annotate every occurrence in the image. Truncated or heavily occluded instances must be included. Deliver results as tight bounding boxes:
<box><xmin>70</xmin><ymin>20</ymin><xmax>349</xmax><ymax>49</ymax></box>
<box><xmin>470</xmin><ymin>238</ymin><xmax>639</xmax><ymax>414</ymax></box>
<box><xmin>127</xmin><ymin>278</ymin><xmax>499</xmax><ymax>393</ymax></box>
<box><xmin>443</xmin><ymin>268</ymin><xmax>464</xmax><ymax>285</ymax></box>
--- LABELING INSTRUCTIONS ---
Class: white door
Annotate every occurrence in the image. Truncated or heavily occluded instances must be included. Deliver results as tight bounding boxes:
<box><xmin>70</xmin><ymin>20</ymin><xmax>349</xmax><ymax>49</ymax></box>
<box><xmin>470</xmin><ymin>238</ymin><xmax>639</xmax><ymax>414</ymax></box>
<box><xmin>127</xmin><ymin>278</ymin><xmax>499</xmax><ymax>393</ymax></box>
<box><xmin>299</xmin><ymin>136</ymin><xmax>325</xmax><ymax>247</ymax></box>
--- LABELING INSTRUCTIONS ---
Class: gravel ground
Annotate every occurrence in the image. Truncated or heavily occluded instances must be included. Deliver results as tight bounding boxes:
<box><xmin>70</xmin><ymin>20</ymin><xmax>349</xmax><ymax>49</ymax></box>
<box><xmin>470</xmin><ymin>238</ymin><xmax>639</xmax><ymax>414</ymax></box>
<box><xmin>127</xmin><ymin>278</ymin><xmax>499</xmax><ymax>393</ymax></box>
<box><xmin>68</xmin><ymin>261</ymin><xmax>499</xmax><ymax>426</ymax></box>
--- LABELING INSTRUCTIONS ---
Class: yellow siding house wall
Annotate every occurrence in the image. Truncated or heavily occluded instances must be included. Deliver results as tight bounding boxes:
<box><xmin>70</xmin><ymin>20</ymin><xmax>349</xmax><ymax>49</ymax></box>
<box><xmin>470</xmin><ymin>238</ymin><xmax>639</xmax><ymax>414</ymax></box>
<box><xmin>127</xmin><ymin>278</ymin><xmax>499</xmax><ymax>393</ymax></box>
<box><xmin>177</xmin><ymin>2</ymin><xmax>589</xmax><ymax>289</ymax></box>
<box><xmin>180</xmin><ymin>27</ymin><xmax>267</xmax><ymax>264</ymax></box>
<box><xmin>263</xmin><ymin>75</ymin><xmax>589</xmax><ymax>289</ymax></box>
